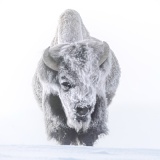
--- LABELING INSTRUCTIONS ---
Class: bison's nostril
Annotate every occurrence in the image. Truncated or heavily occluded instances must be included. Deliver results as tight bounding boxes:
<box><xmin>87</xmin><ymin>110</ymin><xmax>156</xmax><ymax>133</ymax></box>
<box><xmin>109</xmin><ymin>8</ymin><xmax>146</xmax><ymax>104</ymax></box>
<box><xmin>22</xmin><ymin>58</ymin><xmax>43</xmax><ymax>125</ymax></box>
<box><xmin>76</xmin><ymin>107</ymin><xmax>89</xmax><ymax>116</ymax></box>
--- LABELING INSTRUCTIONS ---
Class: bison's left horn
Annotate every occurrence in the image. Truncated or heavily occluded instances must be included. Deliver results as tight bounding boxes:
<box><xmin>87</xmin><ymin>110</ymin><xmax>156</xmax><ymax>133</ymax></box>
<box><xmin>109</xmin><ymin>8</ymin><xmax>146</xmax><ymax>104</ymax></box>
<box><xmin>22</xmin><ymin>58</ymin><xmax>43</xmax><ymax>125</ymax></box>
<box><xmin>43</xmin><ymin>44</ymin><xmax>68</xmax><ymax>71</ymax></box>
<box><xmin>99</xmin><ymin>41</ymin><xmax>110</xmax><ymax>66</ymax></box>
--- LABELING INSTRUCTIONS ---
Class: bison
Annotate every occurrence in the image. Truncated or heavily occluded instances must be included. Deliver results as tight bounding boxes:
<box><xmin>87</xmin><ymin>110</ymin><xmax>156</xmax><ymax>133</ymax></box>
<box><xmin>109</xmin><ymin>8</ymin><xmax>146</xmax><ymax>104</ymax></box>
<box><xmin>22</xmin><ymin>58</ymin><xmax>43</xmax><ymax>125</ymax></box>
<box><xmin>32</xmin><ymin>9</ymin><xmax>120</xmax><ymax>146</ymax></box>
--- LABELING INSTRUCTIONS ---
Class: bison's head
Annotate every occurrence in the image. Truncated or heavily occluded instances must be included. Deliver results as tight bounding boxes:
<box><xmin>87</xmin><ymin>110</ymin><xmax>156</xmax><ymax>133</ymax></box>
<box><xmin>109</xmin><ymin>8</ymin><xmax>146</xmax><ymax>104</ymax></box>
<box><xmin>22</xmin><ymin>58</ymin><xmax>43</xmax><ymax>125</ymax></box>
<box><xmin>43</xmin><ymin>39</ymin><xmax>110</xmax><ymax>132</ymax></box>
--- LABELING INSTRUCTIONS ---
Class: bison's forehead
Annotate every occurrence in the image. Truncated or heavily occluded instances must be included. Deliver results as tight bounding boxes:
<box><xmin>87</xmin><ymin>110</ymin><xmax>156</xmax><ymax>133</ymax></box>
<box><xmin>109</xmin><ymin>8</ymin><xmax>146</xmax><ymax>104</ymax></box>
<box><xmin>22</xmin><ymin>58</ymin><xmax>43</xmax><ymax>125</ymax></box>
<box><xmin>58</xmin><ymin>43</ymin><xmax>100</xmax><ymax>85</ymax></box>
<box><xmin>62</xmin><ymin>43</ymin><xmax>99</xmax><ymax>67</ymax></box>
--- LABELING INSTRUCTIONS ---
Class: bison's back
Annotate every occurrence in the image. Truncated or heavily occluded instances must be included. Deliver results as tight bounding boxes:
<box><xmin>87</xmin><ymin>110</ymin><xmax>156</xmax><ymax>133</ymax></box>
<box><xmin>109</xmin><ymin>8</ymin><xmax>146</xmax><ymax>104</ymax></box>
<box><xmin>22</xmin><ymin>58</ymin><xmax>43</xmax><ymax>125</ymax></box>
<box><xmin>51</xmin><ymin>9</ymin><xmax>90</xmax><ymax>46</ymax></box>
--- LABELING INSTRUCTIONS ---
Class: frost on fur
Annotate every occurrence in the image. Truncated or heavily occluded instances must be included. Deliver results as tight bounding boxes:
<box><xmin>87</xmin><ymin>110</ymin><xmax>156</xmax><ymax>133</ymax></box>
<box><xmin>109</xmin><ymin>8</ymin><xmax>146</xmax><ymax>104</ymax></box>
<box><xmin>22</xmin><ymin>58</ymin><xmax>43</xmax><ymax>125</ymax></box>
<box><xmin>32</xmin><ymin>9</ymin><xmax>120</xmax><ymax>146</ymax></box>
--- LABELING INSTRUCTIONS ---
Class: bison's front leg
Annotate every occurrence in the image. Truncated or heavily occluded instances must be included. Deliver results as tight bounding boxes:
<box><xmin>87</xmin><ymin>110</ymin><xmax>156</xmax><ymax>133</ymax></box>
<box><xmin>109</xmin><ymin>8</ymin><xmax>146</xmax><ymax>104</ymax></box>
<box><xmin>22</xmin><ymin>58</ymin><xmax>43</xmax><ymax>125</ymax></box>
<box><xmin>56</xmin><ymin>127</ymin><xmax>78</xmax><ymax>145</ymax></box>
<box><xmin>78</xmin><ymin>129</ymin><xmax>99</xmax><ymax>146</ymax></box>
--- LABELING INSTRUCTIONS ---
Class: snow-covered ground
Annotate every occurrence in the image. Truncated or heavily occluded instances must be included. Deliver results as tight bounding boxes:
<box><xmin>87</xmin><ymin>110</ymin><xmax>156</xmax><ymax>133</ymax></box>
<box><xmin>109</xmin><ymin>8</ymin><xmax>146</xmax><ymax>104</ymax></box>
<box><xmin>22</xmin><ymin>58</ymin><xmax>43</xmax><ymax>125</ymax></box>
<box><xmin>0</xmin><ymin>145</ymin><xmax>160</xmax><ymax>160</ymax></box>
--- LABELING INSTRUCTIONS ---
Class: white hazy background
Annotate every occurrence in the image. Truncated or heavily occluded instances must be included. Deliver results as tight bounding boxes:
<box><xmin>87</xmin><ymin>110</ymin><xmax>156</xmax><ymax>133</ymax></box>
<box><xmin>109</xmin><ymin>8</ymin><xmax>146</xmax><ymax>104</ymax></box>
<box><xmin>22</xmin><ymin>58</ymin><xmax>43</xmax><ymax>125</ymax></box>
<box><xmin>0</xmin><ymin>0</ymin><xmax>160</xmax><ymax>149</ymax></box>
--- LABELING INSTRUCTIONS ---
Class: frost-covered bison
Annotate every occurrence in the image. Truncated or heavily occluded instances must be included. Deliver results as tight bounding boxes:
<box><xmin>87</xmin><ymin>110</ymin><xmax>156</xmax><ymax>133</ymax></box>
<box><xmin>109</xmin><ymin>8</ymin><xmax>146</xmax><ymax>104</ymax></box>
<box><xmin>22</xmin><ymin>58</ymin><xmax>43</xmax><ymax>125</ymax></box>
<box><xmin>33</xmin><ymin>9</ymin><xmax>120</xmax><ymax>146</ymax></box>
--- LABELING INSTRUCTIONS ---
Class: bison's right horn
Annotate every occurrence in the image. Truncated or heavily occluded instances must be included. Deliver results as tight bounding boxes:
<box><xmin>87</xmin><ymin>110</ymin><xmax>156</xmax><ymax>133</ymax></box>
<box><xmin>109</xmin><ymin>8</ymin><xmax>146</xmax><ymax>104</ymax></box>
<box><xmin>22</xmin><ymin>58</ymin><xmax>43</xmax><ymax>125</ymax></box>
<box><xmin>43</xmin><ymin>44</ymin><xmax>68</xmax><ymax>71</ymax></box>
<box><xmin>99</xmin><ymin>41</ymin><xmax>110</xmax><ymax>66</ymax></box>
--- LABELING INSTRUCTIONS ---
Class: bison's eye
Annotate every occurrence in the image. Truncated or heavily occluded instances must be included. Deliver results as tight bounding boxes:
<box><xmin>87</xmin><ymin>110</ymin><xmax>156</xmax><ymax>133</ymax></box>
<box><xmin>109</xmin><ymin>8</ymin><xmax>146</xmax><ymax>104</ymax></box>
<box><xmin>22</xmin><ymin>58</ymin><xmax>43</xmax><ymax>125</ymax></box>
<box><xmin>61</xmin><ymin>82</ymin><xmax>72</xmax><ymax>91</ymax></box>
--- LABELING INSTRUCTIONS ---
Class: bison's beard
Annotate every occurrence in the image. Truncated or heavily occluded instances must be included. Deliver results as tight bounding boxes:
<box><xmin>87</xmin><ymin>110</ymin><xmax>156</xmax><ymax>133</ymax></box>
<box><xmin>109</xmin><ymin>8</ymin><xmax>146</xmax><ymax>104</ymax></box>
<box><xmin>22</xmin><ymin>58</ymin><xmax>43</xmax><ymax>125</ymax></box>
<box><xmin>47</xmin><ymin>94</ymin><xmax>107</xmax><ymax>145</ymax></box>
<box><xmin>63</xmin><ymin>95</ymin><xmax>107</xmax><ymax>133</ymax></box>
<box><xmin>49</xmin><ymin>93</ymin><xmax>106</xmax><ymax>134</ymax></box>
<box><xmin>66</xmin><ymin>114</ymin><xmax>92</xmax><ymax>132</ymax></box>
<box><xmin>62</xmin><ymin>102</ymin><xmax>95</xmax><ymax>132</ymax></box>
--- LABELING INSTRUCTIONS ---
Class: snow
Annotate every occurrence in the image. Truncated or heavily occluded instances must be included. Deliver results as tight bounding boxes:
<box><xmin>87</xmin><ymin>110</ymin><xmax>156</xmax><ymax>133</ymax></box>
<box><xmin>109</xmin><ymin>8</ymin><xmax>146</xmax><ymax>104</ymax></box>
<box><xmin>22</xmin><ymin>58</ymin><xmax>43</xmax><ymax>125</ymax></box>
<box><xmin>0</xmin><ymin>145</ymin><xmax>160</xmax><ymax>160</ymax></box>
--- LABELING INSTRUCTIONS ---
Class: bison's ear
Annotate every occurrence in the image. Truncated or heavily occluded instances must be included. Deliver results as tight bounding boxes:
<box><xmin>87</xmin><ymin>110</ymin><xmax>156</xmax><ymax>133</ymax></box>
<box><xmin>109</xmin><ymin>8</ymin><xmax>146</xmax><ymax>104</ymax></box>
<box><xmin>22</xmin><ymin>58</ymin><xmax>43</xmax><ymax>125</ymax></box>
<box><xmin>43</xmin><ymin>44</ymin><xmax>69</xmax><ymax>71</ymax></box>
